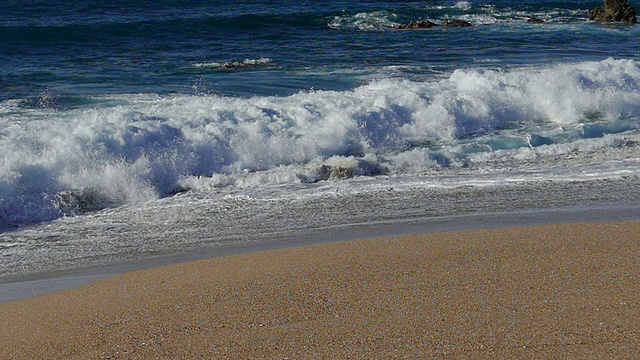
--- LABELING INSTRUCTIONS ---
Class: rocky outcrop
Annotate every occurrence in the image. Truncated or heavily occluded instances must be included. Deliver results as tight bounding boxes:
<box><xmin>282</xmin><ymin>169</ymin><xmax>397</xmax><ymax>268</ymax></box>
<box><xmin>589</xmin><ymin>0</ymin><xmax>636</xmax><ymax>23</ymax></box>
<box><xmin>397</xmin><ymin>19</ymin><xmax>473</xmax><ymax>29</ymax></box>
<box><xmin>442</xmin><ymin>19</ymin><xmax>473</xmax><ymax>28</ymax></box>
<box><xmin>397</xmin><ymin>20</ymin><xmax>438</xmax><ymax>29</ymax></box>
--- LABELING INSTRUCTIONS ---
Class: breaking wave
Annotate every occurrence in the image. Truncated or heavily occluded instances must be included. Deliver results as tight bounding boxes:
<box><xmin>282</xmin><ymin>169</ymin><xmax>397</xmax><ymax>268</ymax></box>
<box><xmin>1</xmin><ymin>58</ymin><xmax>639</xmax><ymax>227</ymax></box>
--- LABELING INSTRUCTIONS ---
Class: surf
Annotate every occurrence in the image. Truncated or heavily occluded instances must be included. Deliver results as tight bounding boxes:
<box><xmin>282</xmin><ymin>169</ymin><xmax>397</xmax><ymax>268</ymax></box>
<box><xmin>1</xmin><ymin>59</ymin><xmax>640</xmax><ymax>228</ymax></box>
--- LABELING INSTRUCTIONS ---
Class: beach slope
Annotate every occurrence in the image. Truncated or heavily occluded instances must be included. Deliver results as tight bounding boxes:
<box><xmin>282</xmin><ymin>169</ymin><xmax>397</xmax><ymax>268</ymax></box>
<box><xmin>1</xmin><ymin>221</ymin><xmax>639</xmax><ymax>359</ymax></box>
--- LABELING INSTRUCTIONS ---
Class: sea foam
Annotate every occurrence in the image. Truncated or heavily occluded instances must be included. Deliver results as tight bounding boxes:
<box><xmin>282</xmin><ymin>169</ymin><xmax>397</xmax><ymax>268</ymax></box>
<box><xmin>328</xmin><ymin>11</ymin><xmax>399</xmax><ymax>30</ymax></box>
<box><xmin>1</xmin><ymin>58</ymin><xmax>639</xmax><ymax>227</ymax></box>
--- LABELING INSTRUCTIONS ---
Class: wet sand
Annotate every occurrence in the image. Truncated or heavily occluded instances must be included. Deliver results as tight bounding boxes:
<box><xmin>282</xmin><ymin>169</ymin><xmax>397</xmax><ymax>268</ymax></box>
<box><xmin>1</xmin><ymin>220</ymin><xmax>639</xmax><ymax>359</ymax></box>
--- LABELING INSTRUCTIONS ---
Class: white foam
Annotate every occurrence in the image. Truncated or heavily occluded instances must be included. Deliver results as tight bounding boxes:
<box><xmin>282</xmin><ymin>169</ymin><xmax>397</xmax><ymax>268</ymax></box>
<box><xmin>192</xmin><ymin>58</ymin><xmax>272</xmax><ymax>69</ymax></box>
<box><xmin>328</xmin><ymin>11</ymin><xmax>399</xmax><ymax>30</ymax></box>
<box><xmin>2</xmin><ymin>59</ymin><xmax>640</xmax><ymax>226</ymax></box>
<box><xmin>453</xmin><ymin>1</ymin><xmax>473</xmax><ymax>11</ymax></box>
<box><xmin>422</xmin><ymin>3</ymin><xmax>586</xmax><ymax>25</ymax></box>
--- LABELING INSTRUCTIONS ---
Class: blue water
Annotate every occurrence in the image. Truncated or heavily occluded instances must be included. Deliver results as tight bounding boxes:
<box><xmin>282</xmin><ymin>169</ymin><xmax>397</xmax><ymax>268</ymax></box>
<box><xmin>1</xmin><ymin>1</ymin><xmax>640</xmax><ymax>277</ymax></box>
<box><xmin>3</xmin><ymin>0</ymin><xmax>638</xmax><ymax>100</ymax></box>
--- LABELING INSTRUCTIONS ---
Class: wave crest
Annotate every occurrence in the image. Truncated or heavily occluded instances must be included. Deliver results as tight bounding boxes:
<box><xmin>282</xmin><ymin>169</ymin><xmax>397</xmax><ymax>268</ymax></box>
<box><xmin>2</xmin><ymin>58</ymin><xmax>640</xmax><ymax>227</ymax></box>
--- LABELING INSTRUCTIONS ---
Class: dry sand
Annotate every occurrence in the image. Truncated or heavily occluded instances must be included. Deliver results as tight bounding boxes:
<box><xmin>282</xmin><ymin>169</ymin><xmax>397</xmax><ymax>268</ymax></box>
<box><xmin>1</xmin><ymin>220</ymin><xmax>639</xmax><ymax>359</ymax></box>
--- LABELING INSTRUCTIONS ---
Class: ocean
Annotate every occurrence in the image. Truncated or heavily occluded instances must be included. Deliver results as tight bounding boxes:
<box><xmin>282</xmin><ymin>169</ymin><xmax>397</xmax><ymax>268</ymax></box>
<box><xmin>1</xmin><ymin>0</ymin><xmax>640</xmax><ymax>280</ymax></box>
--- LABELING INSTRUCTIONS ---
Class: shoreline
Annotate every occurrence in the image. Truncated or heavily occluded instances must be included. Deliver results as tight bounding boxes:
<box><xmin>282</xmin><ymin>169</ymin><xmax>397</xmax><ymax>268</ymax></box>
<box><xmin>0</xmin><ymin>205</ymin><xmax>640</xmax><ymax>304</ymax></box>
<box><xmin>1</xmin><ymin>218</ymin><xmax>639</xmax><ymax>358</ymax></box>
<box><xmin>2</xmin><ymin>203</ymin><xmax>640</xmax><ymax>303</ymax></box>
<box><xmin>3</xmin><ymin>175</ymin><xmax>640</xmax><ymax>289</ymax></box>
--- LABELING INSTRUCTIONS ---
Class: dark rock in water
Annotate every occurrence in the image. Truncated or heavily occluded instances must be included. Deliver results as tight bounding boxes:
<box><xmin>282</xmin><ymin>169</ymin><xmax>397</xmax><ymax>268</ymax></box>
<box><xmin>527</xmin><ymin>17</ymin><xmax>546</xmax><ymax>23</ymax></box>
<box><xmin>398</xmin><ymin>19</ymin><xmax>473</xmax><ymax>29</ymax></box>
<box><xmin>398</xmin><ymin>20</ymin><xmax>438</xmax><ymax>29</ymax></box>
<box><xmin>319</xmin><ymin>164</ymin><xmax>355</xmax><ymax>180</ymax></box>
<box><xmin>442</xmin><ymin>19</ymin><xmax>473</xmax><ymax>28</ymax></box>
<box><xmin>221</xmin><ymin>61</ymin><xmax>244</xmax><ymax>69</ymax></box>
<box><xmin>589</xmin><ymin>0</ymin><xmax>636</xmax><ymax>23</ymax></box>
<box><xmin>310</xmin><ymin>157</ymin><xmax>388</xmax><ymax>182</ymax></box>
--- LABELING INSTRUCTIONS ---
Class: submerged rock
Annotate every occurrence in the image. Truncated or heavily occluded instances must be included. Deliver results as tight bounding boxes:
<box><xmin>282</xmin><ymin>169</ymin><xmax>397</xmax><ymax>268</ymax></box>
<box><xmin>398</xmin><ymin>20</ymin><xmax>438</xmax><ymax>29</ymax></box>
<box><xmin>589</xmin><ymin>0</ymin><xmax>636</xmax><ymax>23</ymax></box>
<box><xmin>398</xmin><ymin>19</ymin><xmax>473</xmax><ymax>29</ymax></box>
<box><xmin>221</xmin><ymin>61</ymin><xmax>245</xmax><ymax>69</ymax></box>
<box><xmin>442</xmin><ymin>19</ymin><xmax>473</xmax><ymax>28</ymax></box>
<box><xmin>309</xmin><ymin>156</ymin><xmax>388</xmax><ymax>182</ymax></box>
<box><xmin>527</xmin><ymin>17</ymin><xmax>546</xmax><ymax>23</ymax></box>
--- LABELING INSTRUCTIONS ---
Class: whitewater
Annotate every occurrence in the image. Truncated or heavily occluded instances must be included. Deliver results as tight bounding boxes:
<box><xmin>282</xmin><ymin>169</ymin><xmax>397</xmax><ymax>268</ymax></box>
<box><xmin>1</xmin><ymin>0</ymin><xmax>640</xmax><ymax>283</ymax></box>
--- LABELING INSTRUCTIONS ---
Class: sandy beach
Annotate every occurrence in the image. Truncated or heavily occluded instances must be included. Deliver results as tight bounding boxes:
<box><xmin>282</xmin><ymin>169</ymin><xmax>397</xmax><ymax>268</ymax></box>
<box><xmin>1</xmin><ymin>220</ymin><xmax>639</xmax><ymax>359</ymax></box>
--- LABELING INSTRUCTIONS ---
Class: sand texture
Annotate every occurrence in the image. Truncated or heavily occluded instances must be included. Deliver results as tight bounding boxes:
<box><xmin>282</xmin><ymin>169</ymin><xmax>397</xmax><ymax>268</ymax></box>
<box><xmin>1</xmin><ymin>220</ymin><xmax>639</xmax><ymax>359</ymax></box>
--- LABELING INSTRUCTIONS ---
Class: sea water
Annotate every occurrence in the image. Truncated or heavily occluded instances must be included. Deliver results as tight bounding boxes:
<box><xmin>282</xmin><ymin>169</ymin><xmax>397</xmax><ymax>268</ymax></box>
<box><xmin>1</xmin><ymin>0</ymin><xmax>640</xmax><ymax>279</ymax></box>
